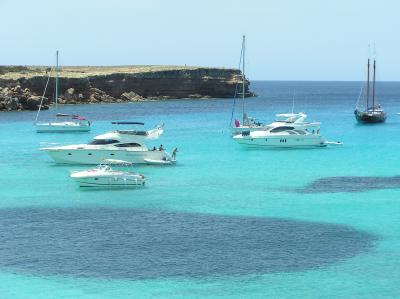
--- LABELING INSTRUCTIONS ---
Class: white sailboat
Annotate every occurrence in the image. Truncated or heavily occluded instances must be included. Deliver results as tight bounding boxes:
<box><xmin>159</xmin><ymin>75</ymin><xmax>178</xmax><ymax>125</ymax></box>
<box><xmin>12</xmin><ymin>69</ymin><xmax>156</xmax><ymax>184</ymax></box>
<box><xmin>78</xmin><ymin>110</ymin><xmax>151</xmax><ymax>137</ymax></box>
<box><xmin>230</xmin><ymin>36</ymin><xmax>267</xmax><ymax>136</ymax></box>
<box><xmin>35</xmin><ymin>50</ymin><xmax>91</xmax><ymax>133</ymax></box>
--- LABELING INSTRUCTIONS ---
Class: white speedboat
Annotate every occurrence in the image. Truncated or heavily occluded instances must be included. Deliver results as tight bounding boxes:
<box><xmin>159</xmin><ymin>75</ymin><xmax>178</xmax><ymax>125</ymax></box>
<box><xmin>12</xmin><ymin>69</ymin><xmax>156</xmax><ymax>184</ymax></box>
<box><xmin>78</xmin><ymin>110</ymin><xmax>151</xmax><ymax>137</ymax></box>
<box><xmin>35</xmin><ymin>51</ymin><xmax>91</xmax><ymax>133</ymax></box>
<box><xmin>233</xmin><ymin>113</ymin><xmax>339</xmax><ymax>148</ymax></box>
<box><xmin>70</xmin><ymin>159</ymin><xmax>145</xmax><ymax>188</ymax></box>
<box><xmin>41</xmin><ymin>123</ymin><xmax>177</xmax><ymax>165</ymax></box>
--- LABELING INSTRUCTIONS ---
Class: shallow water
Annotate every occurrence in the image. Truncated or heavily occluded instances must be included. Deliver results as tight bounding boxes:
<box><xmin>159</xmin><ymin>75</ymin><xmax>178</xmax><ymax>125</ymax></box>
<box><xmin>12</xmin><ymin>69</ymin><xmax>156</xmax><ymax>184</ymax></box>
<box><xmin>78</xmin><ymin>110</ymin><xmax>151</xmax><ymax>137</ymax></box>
<box><xmin>1</xmin><ymin>81</ymin><xmax>400</xmax><ymax>298</ymax></box>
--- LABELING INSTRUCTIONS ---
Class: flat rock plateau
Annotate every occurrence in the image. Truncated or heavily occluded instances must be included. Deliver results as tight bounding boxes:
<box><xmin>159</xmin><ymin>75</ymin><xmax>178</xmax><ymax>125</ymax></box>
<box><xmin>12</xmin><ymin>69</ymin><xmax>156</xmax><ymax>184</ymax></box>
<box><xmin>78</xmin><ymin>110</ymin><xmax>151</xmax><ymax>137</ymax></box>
<box><xmin>0</xmin><ymin>65</ymin><xmax>254</xmax><ymax>111</ymax></box>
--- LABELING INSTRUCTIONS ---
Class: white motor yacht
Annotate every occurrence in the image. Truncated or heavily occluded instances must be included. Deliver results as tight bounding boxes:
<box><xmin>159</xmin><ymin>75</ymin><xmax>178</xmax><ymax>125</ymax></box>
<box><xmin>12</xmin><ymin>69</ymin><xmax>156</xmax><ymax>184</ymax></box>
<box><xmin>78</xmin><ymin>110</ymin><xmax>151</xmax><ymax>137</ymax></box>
<box><xmin>232</xmin><ymin>112</ymin><xmax>318</xmax><ymax>135</ymax></box>
<box><xmin>233</xmin><ymin>113</ymin><xmax>340</xmax><ymax>148</ymax></box>
<box><xmin>41</xmin><ymin>123</ymin><xmax>177</xmax><ymax>165</ymax></box>
<box><xmin>70</xmin><ymin>159</ymin><xmax>145</xmax><ymax>188</ymax></box>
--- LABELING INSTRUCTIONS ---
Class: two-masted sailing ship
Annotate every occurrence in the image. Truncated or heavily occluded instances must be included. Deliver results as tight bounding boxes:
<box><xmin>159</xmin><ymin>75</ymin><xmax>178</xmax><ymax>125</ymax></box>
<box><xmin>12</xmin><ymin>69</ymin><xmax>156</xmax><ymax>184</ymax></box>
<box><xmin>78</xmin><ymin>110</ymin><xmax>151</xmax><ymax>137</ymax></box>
<box><xmin>354</xmin><ymin>58</ymin><xmax>387</xmax><ymax>123</ymax></box>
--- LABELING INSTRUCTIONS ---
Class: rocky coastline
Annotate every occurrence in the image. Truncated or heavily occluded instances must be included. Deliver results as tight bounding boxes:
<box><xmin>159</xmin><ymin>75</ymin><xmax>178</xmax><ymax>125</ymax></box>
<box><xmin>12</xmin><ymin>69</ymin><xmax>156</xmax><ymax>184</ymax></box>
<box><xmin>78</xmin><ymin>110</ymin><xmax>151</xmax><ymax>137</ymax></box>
<box><xmin>0</xmin><ymin>66</ymin><xmax>255</xmax><ymax>111</ymax></box>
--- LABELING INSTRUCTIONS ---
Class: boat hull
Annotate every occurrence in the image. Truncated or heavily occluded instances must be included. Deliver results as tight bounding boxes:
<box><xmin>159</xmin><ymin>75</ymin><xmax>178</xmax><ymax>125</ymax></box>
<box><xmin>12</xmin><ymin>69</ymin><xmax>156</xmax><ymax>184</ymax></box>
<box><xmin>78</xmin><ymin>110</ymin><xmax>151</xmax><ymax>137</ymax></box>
<box><xmin>233</xmin><ymin>135</ymin><xmax>327</xmax><ymax>148</ymax></box>
<box><xmin>43</xmin><ymin>148</ymin><xmax>173</xmax><ymax>165</ymax></box>
<box><xmin>36</xmin><ymin>122</ymin><xmax>91</xmax><ymax>133</ymax></box>
<box><xmin>354</xmin><ymin>109</ymin><xmax>387</xmax><ymax>123</ymax></box>
<box><xmin>71</xmin><ymin>176</ymin><xmax>145</xmax><ymax>188</ymax></box>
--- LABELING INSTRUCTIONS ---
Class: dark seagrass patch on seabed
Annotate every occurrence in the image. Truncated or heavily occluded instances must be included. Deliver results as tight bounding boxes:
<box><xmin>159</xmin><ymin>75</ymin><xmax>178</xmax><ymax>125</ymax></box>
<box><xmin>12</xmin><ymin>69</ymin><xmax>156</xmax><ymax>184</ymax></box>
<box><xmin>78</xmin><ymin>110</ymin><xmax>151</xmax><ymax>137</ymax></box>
<box><xmin>0</xmin><ymin>208</ymin><xmax>376</xmax><ymax>279</ymax></box>
<box><xmin>296</xmin><ymin>176</ymin><xmax>400</xmax><ymax>193</ymax></box>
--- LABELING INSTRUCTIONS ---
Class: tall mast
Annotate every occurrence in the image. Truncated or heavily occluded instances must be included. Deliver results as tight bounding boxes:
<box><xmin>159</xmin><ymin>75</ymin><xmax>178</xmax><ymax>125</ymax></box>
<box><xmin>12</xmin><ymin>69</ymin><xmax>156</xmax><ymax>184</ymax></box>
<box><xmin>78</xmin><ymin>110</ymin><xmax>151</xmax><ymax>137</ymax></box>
<box><xmin>372</xmin><ymin>59</ymin><xmax>376</xmax><ymax>111</ymax></box>
<box><xmin>55</xmin><ymin>50</ymin><xmax>59</xmax><ymax>113</ymax></box>
<box><xmin>242</xmin><ymin>35</ymin><xmax>246</xmax><ymax>123</ymax></box>
<box><xmin>366</xmin><ymin>58</ymin><xmax>370</xmax><ymax>109</ymax></box>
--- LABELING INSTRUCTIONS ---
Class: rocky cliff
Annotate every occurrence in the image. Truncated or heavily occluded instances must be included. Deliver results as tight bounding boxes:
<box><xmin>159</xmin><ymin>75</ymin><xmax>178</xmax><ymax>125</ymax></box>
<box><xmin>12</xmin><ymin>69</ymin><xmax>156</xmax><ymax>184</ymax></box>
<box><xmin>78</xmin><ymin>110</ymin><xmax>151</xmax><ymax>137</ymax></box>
<box><xmin>0</xmin><ymin>66</ymin><xmax>254</xmax><ymax>111</ymax></box>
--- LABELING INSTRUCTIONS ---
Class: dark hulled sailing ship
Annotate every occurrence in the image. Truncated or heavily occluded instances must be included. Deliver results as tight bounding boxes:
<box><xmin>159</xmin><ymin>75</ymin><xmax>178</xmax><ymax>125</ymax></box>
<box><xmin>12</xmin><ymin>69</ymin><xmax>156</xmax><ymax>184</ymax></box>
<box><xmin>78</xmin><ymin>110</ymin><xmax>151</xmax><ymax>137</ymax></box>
<box><xmin>354</xmin><ymin>58</ymin><xmax>387</xmax><ymax>123</ymax></box>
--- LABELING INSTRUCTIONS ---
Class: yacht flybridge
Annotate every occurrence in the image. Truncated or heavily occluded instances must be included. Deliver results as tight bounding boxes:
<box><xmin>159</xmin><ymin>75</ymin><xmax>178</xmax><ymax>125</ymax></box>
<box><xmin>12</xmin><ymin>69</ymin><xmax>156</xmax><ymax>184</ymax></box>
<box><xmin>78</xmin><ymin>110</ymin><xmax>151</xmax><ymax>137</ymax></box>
<box><xmin>35</xmin><ymin>51</ymin><xmax>91</xmax><ymax>133</ymax></box>
<box><xmin>233</xmin><ymin>112</ymin><xmax>341</xmax><ymax>148</ymax></box>
<box><xmin>41</xmin><ymin>123</ymin><xmax>177</xmax><ymax>165</ymax></box>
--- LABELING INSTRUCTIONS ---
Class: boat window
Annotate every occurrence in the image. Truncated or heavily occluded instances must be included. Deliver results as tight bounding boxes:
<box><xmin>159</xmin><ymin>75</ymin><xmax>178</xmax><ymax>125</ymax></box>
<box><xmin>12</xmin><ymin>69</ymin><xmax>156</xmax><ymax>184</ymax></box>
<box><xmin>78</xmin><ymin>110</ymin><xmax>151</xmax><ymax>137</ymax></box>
<box><xmin>293</xmin><ymin>130</ymin><xmax>306</xmax><ymax>135</ymax></box>
<box><xmin>270</xmin><ymin>126</ymin><xmax>295</xmax><ymax>133</ymax></box>
<box><xmin>114</xmin><ymin>143</ymin><xmax>142</xmax><ymax>147</ymax></box>
<box><xmin>117</xmin><ymin>130</ymin><xmax>148</xmax><ymax>136</ymax></box>
<box><xmin>89</xmin><ymin>139</ymin><xmax>120</xmax><ymax>145</ymax></box>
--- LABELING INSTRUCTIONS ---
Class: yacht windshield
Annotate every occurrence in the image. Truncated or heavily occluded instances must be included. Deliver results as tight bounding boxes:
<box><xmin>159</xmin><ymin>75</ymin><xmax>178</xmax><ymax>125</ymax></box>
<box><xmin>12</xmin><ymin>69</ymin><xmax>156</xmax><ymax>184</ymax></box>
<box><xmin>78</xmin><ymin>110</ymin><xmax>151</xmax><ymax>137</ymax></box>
<box><xmin>89</xmin><ymin>139</ymin><xmax>119</xmax><ymax>145</ymax></box>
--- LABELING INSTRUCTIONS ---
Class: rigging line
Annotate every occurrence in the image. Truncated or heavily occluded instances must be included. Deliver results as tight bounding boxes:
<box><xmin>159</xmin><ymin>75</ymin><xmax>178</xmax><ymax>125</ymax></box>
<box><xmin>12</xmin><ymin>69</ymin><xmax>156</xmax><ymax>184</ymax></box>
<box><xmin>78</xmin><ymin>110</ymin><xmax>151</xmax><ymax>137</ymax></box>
<box><xmin>242</xmin><ymin>36</ymin><xmax>246</xmax><ymax>123</ymax></box>
<box><xmin>55</xmin><ymin>50</ymin><xmax>59</xmax><ymax>114</ymax></box>
<box><xmin>355</xmin><ymin>84</ymin><xmax>363</xmax><ymax>109</ymax></box>
<box><xmin>35</xmin><ymin>67</ymin><xmax>55</xmax><ymax>122</ymax></box>
<box><xmin>229</xmin><ymin>37</ymin><xmax>245</xmax><ymax>126</ymax></box>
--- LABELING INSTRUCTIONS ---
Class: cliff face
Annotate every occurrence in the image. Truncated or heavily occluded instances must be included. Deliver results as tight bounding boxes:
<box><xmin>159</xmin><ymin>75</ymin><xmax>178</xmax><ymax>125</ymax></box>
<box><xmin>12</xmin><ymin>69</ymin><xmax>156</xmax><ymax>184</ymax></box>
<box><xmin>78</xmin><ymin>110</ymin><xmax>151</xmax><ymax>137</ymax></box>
<box><xmin>0</xmin><ymin>66</ymin><xmax>254</xmax><ymax>111</ymax></box>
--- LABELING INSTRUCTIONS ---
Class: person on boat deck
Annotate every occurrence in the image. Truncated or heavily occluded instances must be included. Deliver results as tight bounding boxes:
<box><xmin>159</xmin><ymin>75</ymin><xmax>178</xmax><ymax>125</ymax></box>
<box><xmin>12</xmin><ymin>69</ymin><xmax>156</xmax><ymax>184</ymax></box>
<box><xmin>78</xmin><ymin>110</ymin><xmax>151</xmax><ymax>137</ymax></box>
<box><xmin>172</xmin><ymin>147</ymin><xmax>178</xmax><ymax>159</ymax></box>
<box><xmin>159</xmin><ymin>144</ymin><xmax>164</xmax><ymax>151</ymax></box>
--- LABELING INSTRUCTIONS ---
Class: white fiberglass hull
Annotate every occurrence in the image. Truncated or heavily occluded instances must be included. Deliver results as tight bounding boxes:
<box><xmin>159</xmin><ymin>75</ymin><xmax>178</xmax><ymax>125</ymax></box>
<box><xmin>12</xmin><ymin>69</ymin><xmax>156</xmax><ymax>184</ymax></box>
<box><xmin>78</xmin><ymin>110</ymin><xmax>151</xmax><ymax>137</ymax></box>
<box><xmin>43</xmin><ymin>147</ymin><xmax>173</xmax><ymax>165</ymax></box>
<box><xmin>233</xmin><ymin>134</ymin><xmax>327</xmax><ymax>148</ymax></box>
<box><xmin>36</xmin><ymin>122</ymin><xmax>90</xmax><ymax>133</ymax></box>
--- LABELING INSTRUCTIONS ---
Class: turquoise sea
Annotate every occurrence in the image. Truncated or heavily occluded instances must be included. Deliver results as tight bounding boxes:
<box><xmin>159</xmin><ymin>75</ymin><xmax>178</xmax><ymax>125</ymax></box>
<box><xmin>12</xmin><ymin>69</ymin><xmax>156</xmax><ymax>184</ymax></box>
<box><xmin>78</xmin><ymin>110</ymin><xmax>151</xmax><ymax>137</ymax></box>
<box><xmin>1</xmin><ymin>81</ymin><xmax>400</xmax><ymax>298</ymax></box>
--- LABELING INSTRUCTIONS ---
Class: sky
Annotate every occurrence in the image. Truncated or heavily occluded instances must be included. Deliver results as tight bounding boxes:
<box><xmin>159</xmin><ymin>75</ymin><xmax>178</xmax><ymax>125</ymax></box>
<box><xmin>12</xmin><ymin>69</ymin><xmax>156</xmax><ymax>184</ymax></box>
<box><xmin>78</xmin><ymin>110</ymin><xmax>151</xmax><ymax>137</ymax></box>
<box><xmin>0</xmin><ymin>0</ymin><xmax>399</xmax><ymax>81</ymax></box>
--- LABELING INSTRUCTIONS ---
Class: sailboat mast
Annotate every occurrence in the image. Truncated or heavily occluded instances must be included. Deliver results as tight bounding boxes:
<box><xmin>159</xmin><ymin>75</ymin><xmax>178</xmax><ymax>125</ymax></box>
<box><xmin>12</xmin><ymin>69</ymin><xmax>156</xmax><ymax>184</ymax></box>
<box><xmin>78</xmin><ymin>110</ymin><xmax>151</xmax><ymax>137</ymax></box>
<box><xmin>366</xmin><ymin>58</ymin><xmax>370</xmax><ymax>109</ymax></box>
<box><xmin>55</xmin><ymin>50</ymin><xmax>59</xmax><ymax>113</ymax></box>
<box><xmin>372</xmin><ymin>59</ymin><xmax>376</xmax><ymax>111</ymax></box>
<box><xmin>242</xmin><ymin>35</ymin><xmax>246</xmax><ymax>123</ymax></box>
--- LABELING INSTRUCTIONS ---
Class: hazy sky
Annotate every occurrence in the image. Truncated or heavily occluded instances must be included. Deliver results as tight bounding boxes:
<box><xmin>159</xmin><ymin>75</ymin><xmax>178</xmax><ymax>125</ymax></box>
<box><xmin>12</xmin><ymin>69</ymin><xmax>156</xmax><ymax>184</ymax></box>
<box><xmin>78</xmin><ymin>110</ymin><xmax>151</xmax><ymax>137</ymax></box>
<box><xmin>1</xmin><ymin>0</ymin><xmax>399</xmax><ymax>80</ymax></box>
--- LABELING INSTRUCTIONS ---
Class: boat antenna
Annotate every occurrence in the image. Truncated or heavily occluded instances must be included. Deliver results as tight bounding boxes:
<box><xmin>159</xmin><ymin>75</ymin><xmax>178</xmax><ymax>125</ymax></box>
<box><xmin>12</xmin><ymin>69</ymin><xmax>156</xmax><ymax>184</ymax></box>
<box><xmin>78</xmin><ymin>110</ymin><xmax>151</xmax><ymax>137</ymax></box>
<box><xmin>291</xmin><ymin>90</ymin><xmax>296</xmax><ymax>114</ymax></box>
<box><xmin>242</xmin><ymin>35</ymin><xmax>246</xmax><ymax>124</ymax></box>
<box><xmin>55</xmin><ymin>50</ymin><xmax>59</xmax><ymax>114</ymax></box>
<box><xmin>372</xmin><ymin>44</ymin><xmax>376</xmax><ymax>111</ymax></box>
